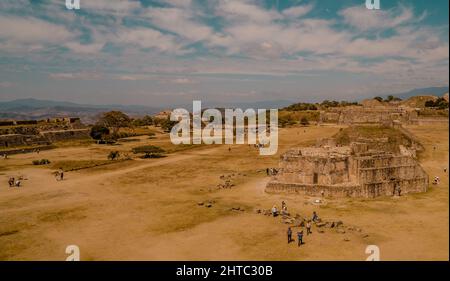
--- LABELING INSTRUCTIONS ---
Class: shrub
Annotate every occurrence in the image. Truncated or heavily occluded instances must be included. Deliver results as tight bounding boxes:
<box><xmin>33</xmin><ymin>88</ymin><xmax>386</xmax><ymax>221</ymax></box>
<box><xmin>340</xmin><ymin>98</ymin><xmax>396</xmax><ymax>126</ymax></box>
<box><xmin>132</xmin><ymin>145</ymin><xmax>166</xmax><ymax>158</ymax></box>
<box><xmin>32</xmin><ymin>159</ymin><xmax>51</xmax><ymax>165</ymax></box>
<box><xmin>300</xmin><ymin>117</ymin><xmax>309</xmax><ymax>126</ymax></box>
<box><xmin>108</xmin><ymin>151</ymin><xmax>120</xmax><ymax>160</ymax></box>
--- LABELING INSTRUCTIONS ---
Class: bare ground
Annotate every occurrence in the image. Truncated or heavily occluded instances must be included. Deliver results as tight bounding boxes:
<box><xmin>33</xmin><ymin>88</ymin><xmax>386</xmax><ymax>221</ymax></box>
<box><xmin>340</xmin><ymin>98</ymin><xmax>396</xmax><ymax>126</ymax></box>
<box><xmin>0</xmin><ymin>124</ymin><xmax>448</xmax><ymax>260</ymax></box>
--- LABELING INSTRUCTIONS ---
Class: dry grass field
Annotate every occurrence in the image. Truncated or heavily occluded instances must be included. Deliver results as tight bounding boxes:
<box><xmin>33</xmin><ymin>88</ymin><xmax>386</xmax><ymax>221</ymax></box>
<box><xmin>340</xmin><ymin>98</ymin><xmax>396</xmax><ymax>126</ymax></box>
<box><xmin>0</xmin><ymin>123</ymin><xmax>448</xmax><ymax>261</ymax></box>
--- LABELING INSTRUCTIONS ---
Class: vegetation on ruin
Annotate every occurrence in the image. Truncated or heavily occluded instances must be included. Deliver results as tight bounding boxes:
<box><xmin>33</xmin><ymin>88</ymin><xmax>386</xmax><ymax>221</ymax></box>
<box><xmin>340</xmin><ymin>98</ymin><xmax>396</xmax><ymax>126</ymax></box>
<box><xmin>374</xmin><ymin>95</ymin><xmax>402</xmax><ymax>103</ymax></box>
<box><xmin>283</xmin><ymin>100</ymin><xmax>359</xmax><ymax>112</ymax></box>
<box><xmin>418</xmin><ymin>108</ymin><xmax>449</xmax><ymax>117</ymax></box>
<box><xmin>278</xmin><ymin>110</ymin><xmax>320</xmax><ymax>127</ymax></box>
<box><xmin>333</xmin><ymin>125</ymin><xmax>416</xmax><ymax>153</ymax></box>
<box><xmin>424</xmin><ymin>97</ymin><xmax>449</xmax><ymax>109</ymax></box>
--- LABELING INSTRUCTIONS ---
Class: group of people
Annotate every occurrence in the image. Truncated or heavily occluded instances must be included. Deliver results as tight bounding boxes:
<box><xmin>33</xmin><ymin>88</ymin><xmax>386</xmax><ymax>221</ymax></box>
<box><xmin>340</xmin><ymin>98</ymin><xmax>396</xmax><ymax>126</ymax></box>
<box><xmin>287</xmin><ymin>212</ymin><xmax>318</xmax><ymax>247</ymax></box>
<box><xmin>271</xmin><ymin>201</ymin><xmax>289</xmax><ymax>217</ymax></box>
<box><xmin>8</xmin><ymin>177</ymin><xmax>21</xmax><ymax>188</ymax></box>
<box><xmin>272</xmin><ymin>200</ymin><xmax>321</xmax><ymax>247</ymax></box>
<box><xmin>433</xmin><ymin>176</ymin><xmax>440</xmax><ymax>185</ymax></box>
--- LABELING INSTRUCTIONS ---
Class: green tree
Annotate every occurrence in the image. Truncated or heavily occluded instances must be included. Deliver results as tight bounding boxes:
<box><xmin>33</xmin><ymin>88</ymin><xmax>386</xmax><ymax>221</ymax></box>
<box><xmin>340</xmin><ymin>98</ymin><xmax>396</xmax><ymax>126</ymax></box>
<box><xmin>97</xmin><ymin>111</ymin><xmax>131</xmax><ymax>135</ymax></box>
<box><xmin>160</xmin><ymin>117</ymin><xmax>177</xmax><ymax>132</ymax></box>
<box><xmin>374</xmin><ymin>96</ymin><xmax>383</xmax><ymax>102</ymax></box>
<box><xmin>90</xmin><ymin>125</ymin><xmax>110</xmax><ymax>140</ymax></box>
<box><xmin>386</xmin><ymin>95</ymin><xmax>394</xmax><ymax>102</ymax></box>
<box><xmin>132</xmin><ymin>115</ymin><xmax>153</xmax><ymax>126</ymax></box>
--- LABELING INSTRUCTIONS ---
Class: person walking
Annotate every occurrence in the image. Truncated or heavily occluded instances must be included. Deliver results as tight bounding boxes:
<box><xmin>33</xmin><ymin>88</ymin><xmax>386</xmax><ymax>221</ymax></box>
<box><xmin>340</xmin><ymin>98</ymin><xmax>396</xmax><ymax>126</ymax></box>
<box><xmin>297</xmin><ymin>230</ymin><xmax>304</xmax><ymax>247</ymax></box>
<box><xmin>287</xmin><ymin>227</ymin><xmax>293</xmax><ymax>244</ymax></box>
<box><xmin>306</xmin><ymin>221</ymin><xmax>312</xmax><ymax>235</ymax></box>
<box><xmin>8</xmin><ymin>177</ymin><xmax>14</xmax><ymax>187</ymax></box>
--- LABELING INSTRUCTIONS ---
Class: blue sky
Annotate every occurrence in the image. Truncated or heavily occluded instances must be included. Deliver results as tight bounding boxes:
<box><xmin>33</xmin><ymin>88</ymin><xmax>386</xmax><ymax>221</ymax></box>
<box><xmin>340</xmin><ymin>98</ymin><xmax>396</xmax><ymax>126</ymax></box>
<box><xmin>0</xmin><ymin>0</ymin><xmax>448</xmax><ymax>107</ymax></box>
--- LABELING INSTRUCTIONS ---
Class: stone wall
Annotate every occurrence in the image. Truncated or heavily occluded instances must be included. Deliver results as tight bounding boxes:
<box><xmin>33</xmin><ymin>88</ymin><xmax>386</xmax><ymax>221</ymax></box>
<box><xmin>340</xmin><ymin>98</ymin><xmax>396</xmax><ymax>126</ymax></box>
<box><xmin>267</xmin><ymin>146</ymin><xmax>428</xmax><ymax>198</ymax></box>
<box><xmin>39</xmin><ymin>129</ymin><xmax>90</xmax><ymax>142</ymax></box>
<box><xmin>266</xmin><ymin>182</ymin><xmax>363</xmax><ymax>197</ymax></box>
<box><xmin>319</xmin><ymin>107</ymin><xmax>417</xmax><ymax>125</ymax></box>
<box><xmin>275</xmin><ymin>154</ymin><xmax>352</xmax><ymax>185</ymax></box>
<box><xmin>0</xmin><ymin>134</ymin><xmax>49</xmax><ymax>148</ymax></box>
<box><xmin>408</xmin><ymin>117</ymin><xmax>449</xmax><ymax>125</ymax></box>
<box><xmin>0</xmin><ymin>129</ymin><xmax>90</xmax><ymax>148</ymax></box>
<box><xmin>0</xmin><ymin>126</ymin><xmax>40</xmax><ymax>136</ymax></box>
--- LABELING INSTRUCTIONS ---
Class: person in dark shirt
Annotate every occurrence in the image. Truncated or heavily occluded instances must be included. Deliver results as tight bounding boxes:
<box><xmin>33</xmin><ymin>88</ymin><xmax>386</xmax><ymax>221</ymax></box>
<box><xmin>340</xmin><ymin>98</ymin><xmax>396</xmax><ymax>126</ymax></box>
<box><xmin>297</xmin><ymin>231</ymin><xmax>304</xmax><ymax>247</ymax></box>
<box><xmin>312</xmin><ymin>211</ymin><xmax>319</xmax><ymax>222</ymax></box>
<box><xmin>287</xmin><ymin>227</ymin><xmax>293</xmax><ymax>243</ymax></box>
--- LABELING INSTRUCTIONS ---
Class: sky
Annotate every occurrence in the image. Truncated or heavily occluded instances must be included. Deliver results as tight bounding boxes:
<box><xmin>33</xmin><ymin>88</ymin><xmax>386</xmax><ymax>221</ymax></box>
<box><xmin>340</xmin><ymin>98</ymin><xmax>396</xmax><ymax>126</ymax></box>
<box><xmin>0</xmin><ymin>0</ymin><xmax>448</xmax><ymax>107</ymax></box>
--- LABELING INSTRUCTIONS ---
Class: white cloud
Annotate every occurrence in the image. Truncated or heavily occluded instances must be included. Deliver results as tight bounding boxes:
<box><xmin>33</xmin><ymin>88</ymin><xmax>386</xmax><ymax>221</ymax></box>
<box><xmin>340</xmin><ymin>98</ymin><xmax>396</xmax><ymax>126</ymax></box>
<box><xmin>339</xmin><ymin>5</ymin><xmax>415</xmax><ymax>31</ymax></box>
<box><xmin>0</xmin><ymin>16</ymin><xmax>74</xmax><ymax>45</ymax></box>
<box><xmin>282</xmin><ymin>4</ymin><xmax>314</xmax><ymax>18</ymax></box>
<box><xmin>114</xmin><ymin>27</ymin><xmax>181</xmax><ymax>53</ymax></box>
<box><xmin>65</xmin><ymin>42</ymin><xmax>105</xmax><ymax>54</ymax></box>
<box><xmin>171</xmin><ymin>77</ymin><xmax>196</xmax><ymax>84</ymax></box>
<box><xmin>49</xmin><ymin>72</ymin><xmax>102</xmax><ymax>80</ymax></box>
<box><xmin>215</xmin><ymin>0</ymin><xmax>280</xmax><ymax>23</ymax></box>
<box><xmin>81</xmin><ymin>0</ymin><xmax>141</xmax><ymax>15</ymax></box>
<box><xmin>145</xmin><ymin>7</ymin><xmax>213</xmax><ymax>42</ymax></box>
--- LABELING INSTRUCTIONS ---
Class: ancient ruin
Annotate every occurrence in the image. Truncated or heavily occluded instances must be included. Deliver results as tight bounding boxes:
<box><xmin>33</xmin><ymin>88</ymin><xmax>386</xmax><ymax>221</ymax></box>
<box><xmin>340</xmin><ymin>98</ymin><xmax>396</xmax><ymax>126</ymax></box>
<box><xmin>0</xmin><ymin>117</ymin><xmax>89</xmax><ymax>150</ymax></box>
<box><xmin>318</xmin><ymin>106</ymin><xmax>419</xmax><ymax>125</ymax></box>
<box><xmin>266</xmin><ymin>126</ymin><xmax>429</xmax><ymax>198</ymax></box>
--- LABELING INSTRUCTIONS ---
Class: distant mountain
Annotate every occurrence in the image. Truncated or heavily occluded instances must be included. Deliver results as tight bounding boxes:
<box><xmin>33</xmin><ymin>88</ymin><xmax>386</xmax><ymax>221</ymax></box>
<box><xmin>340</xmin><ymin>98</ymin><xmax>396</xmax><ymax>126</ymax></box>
<box><xmin>388</xmin><ymin>87</ymin><xmax>449</xmax><ymax>100</ymax></box>
<box><xmin>0</xmin><ymin>98</ymin><xmax>163</xmax><ymax>124</ymax></box>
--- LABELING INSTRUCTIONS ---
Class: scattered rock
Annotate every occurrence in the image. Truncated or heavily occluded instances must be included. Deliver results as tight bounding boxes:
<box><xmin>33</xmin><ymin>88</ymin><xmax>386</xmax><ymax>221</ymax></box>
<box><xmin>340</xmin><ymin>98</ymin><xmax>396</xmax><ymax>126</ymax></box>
<box><xmin>317</xmin><ymin>229</ymin><xmax>325</xmax><ymax>234</ymax></box>
<box><xmin>343</xmin><ymin>237</ymin><xmax>350</xmax><ymax>242</ymax></box>
<box><xmin>315</xmin><ymin>222</ymin><xmax>327</xmax><ymax>228</ymax></box>
<box><xmin>294</xmin><ymin>219</ymin><xmax>305</xmax><ymax>227</ymax></box>
<box><xmin>336</xmin><ymin>228</ymin><xmax>346</xmax><ymax>234</ymax></box>
<box><xmin>197</xmin><ymin>202</ymin><xmax>204</xmax><ymax>206</ymax></box>
<box><xmin>362</xmin><ymin>234</ymin><xmax>369</xmax><ymax>238</ymax></box>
